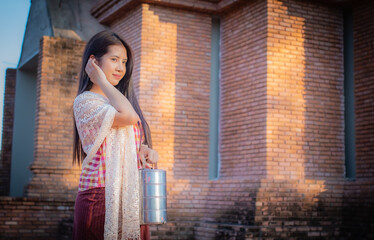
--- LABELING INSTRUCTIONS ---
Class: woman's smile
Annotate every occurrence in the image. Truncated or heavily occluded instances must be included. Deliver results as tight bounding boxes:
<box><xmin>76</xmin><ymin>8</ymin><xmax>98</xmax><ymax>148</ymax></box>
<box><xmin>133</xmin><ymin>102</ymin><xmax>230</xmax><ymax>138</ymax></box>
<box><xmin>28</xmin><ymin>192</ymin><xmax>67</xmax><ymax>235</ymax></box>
<box><xmin>113</xmin><ymin>74</ymin><xmax>123</xmax><ymax>79</ymax></box>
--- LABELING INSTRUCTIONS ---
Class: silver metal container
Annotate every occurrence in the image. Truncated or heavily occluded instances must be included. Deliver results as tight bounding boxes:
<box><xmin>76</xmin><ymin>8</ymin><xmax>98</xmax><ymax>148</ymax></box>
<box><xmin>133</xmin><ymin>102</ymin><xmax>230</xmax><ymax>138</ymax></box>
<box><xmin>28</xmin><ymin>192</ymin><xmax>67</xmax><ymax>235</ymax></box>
<box><xmin>139</xmin><ymin>168</ymin><xmax>167</xmax><ymax>224</ymax></box>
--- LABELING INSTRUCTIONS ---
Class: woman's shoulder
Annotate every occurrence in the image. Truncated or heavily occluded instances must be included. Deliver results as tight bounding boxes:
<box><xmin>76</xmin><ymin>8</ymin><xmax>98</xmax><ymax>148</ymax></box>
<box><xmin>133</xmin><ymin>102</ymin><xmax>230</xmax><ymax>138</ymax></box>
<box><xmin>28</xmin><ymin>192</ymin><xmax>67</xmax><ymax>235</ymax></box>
<box><xmin>74</xmin><ymin>90</ymin><xmax>102</xmax><ymax>100</ymax></box>
<box><xmin>74</xmin><ymin>91</ymin><xmax>108</xmax><ymax>106</ymax></box>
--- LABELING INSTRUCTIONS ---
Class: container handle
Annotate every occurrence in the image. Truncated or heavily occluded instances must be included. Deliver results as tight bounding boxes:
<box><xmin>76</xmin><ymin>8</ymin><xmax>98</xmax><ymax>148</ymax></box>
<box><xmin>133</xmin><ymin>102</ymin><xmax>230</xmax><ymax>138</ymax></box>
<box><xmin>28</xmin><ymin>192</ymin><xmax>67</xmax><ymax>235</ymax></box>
<box><xmin>141</xmin><ymin>156</ymin><xmax>157</xmax><ymax>169</ymax></box>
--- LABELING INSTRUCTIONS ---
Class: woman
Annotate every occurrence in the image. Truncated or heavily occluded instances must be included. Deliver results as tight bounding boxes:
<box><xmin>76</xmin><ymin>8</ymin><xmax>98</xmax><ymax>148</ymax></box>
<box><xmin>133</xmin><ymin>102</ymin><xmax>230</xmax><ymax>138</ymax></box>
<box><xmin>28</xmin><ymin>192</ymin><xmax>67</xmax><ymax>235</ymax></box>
<box><xmin>72</xmin><ymin>30</ymin><xmax>158</xmax><ymax>240</ymax></box>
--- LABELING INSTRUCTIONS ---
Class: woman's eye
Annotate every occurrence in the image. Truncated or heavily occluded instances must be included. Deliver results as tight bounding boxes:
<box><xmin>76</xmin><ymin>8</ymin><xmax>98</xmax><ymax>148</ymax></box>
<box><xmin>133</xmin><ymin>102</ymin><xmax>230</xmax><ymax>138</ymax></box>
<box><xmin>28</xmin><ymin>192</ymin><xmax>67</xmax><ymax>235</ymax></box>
<box><xmin>112</xmin><ymin>58</ymin><xmax>117</xmax><ymax>62</ymax></box>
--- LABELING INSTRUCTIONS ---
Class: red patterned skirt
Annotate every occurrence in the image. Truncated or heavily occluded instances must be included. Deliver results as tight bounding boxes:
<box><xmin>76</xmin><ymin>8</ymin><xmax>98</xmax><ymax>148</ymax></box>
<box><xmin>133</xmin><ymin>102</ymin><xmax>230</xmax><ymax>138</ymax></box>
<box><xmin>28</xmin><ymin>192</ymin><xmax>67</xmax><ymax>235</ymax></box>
<box><xmin>73</xmin><ymin>187</ymin><xmax>150</xmax><ymax>240</ymax></box>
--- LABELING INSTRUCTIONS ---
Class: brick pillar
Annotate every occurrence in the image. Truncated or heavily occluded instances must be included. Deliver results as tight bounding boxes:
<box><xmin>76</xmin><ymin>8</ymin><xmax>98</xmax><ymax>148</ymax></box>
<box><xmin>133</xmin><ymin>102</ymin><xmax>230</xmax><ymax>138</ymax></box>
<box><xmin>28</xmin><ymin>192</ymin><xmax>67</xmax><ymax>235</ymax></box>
<box><xmin>255</xmin><ymin>0</ymin><xmax>345</xmax><ymax>238</ymax></box>
<box><xmin>352</xmin><ymin>0</ymin><xmax>374</xmax><ymax>181</ymax></box>
<box><xmin>0</xmin><ymin>68</ymin><xmax>16</xmax><ymax>196</ymax></box>
<box><xmin>24</xmin><ymin>36</ymin><xmax>85</xmax><ymax>200</ymax></box>
<box><xmin>219</xmin><ymin>0</ymin><xmax>268</xmax><ymax>181</ymax></box>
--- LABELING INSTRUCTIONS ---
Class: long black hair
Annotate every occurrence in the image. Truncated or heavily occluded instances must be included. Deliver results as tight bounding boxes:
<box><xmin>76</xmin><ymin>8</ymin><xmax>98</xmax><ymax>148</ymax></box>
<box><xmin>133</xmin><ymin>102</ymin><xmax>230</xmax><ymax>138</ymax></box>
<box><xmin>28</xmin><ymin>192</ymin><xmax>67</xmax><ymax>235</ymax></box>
<box><xmin>73</xmin><ymin>30</ymin><xmax>152</xmax><ymax>165</ymax></box>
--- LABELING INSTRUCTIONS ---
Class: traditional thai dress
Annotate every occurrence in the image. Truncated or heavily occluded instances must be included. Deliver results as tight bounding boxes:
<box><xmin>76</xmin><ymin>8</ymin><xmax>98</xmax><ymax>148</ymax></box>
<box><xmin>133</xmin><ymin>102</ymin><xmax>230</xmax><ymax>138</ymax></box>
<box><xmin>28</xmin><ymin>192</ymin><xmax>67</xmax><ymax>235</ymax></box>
<box><xmin>72</xmin><ymin>91</ymin><xmax>150</xmax><ymax>240</ymax></box>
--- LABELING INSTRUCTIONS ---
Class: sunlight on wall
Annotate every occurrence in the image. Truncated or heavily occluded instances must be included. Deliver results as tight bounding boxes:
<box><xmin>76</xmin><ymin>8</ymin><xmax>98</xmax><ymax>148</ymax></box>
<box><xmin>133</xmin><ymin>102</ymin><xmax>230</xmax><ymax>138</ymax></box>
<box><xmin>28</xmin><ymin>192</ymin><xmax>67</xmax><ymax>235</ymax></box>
<box><xmin>139</xmin><ymin>4</ymin><xmax>191</xmax><ymax>196</ymax></box>
<box><xmin>266</xmin><ymin>0</ymin><xmax>307</xmax><ymax>181</ymax></box>
<box><xmin>265</xmin><ymin>0</ymin><xmax>326</xmax><ymax>198</ymax></box>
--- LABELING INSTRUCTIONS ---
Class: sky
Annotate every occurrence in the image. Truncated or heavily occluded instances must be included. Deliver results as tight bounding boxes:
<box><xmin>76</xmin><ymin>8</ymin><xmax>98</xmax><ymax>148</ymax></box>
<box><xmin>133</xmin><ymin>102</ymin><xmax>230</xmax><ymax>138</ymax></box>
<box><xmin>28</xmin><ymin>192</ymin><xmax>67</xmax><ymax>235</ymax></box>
<box><xmin>0</xmin><ymin>0</ymin><xmax>31</xmax><ymax>147</ymax></box>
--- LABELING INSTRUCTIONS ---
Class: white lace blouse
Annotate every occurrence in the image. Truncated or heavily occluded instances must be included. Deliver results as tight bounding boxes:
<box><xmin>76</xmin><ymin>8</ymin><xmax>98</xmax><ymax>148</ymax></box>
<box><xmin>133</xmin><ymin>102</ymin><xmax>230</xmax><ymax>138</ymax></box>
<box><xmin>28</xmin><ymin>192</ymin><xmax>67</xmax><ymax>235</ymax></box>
<box><xmin>74</xmin><ymin>91</ymin><xmax>140</xmax><ymax>240</ymax></box>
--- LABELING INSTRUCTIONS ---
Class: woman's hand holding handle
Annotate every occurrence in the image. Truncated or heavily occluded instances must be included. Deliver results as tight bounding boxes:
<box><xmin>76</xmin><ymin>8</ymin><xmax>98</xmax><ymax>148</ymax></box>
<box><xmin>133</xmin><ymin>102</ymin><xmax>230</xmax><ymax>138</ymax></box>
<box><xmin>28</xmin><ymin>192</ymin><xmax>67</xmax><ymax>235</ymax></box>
<box><xmin>140</xmin><ymin>144</ymin><xmax>159</xmax><ymax>168</ymax></box>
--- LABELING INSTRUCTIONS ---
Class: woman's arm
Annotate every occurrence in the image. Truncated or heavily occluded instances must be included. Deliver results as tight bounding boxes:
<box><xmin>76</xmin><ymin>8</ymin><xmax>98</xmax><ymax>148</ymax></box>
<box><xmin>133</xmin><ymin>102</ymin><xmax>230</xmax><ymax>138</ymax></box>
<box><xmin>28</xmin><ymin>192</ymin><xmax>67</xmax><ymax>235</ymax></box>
<box><xmin>86</xmin><ymin>57</ymin><xmax>140</xmax><ymax>126</ymax></box>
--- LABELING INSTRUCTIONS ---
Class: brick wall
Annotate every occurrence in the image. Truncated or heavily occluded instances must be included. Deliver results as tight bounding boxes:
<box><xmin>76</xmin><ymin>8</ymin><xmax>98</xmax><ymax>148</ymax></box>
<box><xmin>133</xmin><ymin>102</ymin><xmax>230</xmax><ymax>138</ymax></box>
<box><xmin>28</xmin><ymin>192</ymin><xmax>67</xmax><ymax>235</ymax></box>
<box><xmin>352</xmin><ymin>0</ymin><xmax>374</xmax><ymax>181</ymax></box>
<box><xmin>24</xmin><ymin>36</ymin><xmax>85</xmax><ymax>201</ymax></box>
<box><xmin>220</xmin><ymin>0</ymin><xmax>268</xmax><ymax>181</ymax></box>
<box><xmin>0</xmin><ymin>69</ymin><xmax>16</xmax><ymax>196</ymax></box>
<box><xmin>0</xmin><ymin>36</ymin><xmax>85</xmax><ymax>239</ymax></box>
<box><xmin>265</xmin><ymin>0</ymin><xmax>344</xmax><ymax>181</ymax></box>
<box><xmin>0</xmin><ymin>196</ymin><xmax>74</xmax><ymax>240</ymax></box>
<box><xmin>341</xmin><ymin>0</ymin><xmax>374</xmax><ymax>239</ymax></box>
<box><xmin>255</xmin><ymin>0</ymin><xmax>345</xmax><ymax>238</ymax></box>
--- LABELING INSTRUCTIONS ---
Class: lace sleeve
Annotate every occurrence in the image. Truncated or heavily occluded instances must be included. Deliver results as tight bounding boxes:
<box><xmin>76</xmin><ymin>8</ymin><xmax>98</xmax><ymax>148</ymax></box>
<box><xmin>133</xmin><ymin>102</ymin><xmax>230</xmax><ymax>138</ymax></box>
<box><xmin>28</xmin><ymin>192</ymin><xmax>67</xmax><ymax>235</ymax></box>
<box><xmin>73</xmin><ymin>92</ymin><xmax>117</xmax><ymax>169</ymax></box>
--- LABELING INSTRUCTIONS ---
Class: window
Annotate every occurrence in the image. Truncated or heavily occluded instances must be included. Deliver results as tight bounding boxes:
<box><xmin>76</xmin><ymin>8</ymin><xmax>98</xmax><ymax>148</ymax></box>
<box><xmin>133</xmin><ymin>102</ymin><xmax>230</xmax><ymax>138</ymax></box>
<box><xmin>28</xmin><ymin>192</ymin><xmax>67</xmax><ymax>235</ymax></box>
<box><xmin>343</xmin><ymin>9</ymin><xmax>356</xmax><ymax>180</ymax></box>
<box><xmin>209</xmin><ymin>16</ymin><xmax>221</xmax><ymax>179</ymax></box>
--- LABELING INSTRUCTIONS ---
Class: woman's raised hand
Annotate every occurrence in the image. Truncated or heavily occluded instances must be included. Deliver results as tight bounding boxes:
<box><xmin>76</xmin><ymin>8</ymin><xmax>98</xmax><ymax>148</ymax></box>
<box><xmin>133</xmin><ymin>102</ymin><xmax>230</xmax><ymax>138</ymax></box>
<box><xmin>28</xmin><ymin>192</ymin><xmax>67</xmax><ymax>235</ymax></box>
<box><xmin>85</xmin><ymin>56</ymin><xmax>107</xmax><ymax>85</ymax></box>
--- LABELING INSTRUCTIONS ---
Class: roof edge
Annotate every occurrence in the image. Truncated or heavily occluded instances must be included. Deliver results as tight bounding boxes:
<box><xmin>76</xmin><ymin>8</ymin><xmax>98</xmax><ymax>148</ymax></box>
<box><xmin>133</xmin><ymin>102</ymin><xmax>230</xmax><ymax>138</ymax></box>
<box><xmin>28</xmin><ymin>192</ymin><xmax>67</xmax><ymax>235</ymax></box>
<box><xmin>90</xmin><ymin>0</ymin><xmax>247</xmax><ymax>24</ymax></box>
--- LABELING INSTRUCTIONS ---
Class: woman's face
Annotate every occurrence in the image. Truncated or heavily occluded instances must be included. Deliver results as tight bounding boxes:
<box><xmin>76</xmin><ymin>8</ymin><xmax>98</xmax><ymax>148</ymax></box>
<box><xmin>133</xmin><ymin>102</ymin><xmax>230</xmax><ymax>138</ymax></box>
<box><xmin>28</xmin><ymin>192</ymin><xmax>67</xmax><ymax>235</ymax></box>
<box><xmin>97</xmin><ymin>44</ymin><xmax>128</xmax><ymax>86</ymax></box>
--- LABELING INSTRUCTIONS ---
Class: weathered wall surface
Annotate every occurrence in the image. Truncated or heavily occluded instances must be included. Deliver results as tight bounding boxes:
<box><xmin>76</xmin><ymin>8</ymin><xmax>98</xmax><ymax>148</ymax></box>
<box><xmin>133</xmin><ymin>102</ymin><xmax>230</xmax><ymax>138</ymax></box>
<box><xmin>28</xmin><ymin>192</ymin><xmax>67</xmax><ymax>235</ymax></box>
<box><xmin>0</xmin><ymin>69</ymin><xmax>16</xmax><ymax>196</ymax></box>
